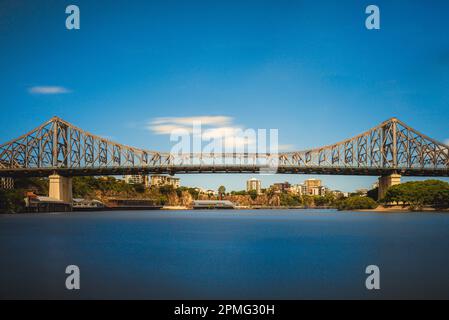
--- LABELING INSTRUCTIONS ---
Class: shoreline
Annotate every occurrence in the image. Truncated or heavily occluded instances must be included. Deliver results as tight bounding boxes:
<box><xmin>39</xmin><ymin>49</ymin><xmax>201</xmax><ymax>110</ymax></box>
<box><xmin>3</xmin><ymin>205</ymin><xmax>449</xmax><ymax>214</ymax></box>
<box><xmin>354</xmin><ymin>205</ymin><xmax>449</xmax><ymax>213</ymax></box>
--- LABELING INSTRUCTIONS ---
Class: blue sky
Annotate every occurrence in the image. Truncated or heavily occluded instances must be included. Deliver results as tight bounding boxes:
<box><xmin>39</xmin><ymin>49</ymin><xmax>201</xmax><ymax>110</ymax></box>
<box><xmin>1</xmin><ymin>0</ymin><xmax>448</xmax><ymax>191</ymax></box>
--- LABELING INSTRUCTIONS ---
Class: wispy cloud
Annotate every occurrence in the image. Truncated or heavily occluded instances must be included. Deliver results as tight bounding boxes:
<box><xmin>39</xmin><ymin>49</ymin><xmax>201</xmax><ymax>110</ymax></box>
<box><xmin>28</xmin><ymin>86</ymin><xmax>71</xmax><ymax>94</ymax></box>
<box><xmin>445</xmin><ymin>139</ymin><xmax>449</xmax><ymax>146</ymax></box>
<box><xmin>147</xmin><ymin>115</ymin><xmax>292</xmax><ymax>152</ymax></box>
<box><xmin>147</xmin><ymin>115</ymin><xmax>261</xmax><ymax>148</ymax></box>
<box><xmin>151</xmin><ymin>116</ymin><xmax>231</xmax><ymax>127</ymax></box>
<box><xmin>151</xmin><ymin>124</ymin><xmax>194</xmax><ymax>135</ymax></box>
<box><xmin>278</xmin><ymin>144</ymin><xmax>295</xmax><ymax>151</ymax></box>
<box><xmin>148</xmin><ymin>116</ymin><xmax>233</xmax><ymax>136</ymax></box>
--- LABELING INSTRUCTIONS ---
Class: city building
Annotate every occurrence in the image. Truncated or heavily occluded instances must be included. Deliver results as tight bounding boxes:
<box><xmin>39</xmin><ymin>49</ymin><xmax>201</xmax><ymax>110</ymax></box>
<box><xmin>331</xmin><ymin>190</ymin><xmax>349</xmax><ymax>198</ymax></box>
<box><xmin>355</xmin><ymin>189</ymin><xmax>369</xmax><ymax>197</ymax></box>
<box><xmin>246</xmin><ymin>178</ymin><xmax>262</xmax><ymax>194</ymax></box>
<box><xmin>24</xmin><ymin>192</ymin><xmax>71</xmax><ymax>213</ymax></box>
<box><xmin>289</xmin><ymin>183</ymin><xmax>306</xmax><ymax>196</ymax></box>
<box><xmin>123</xmin><ymin>174</ymin><xmax>148</xmax><ymax>186</ymax></box>
<box><xmin>271</xmin><ymin>182</ymin><xmax>291</xmax><ymax>193</ymax></box>
<box><xmin>289</xmin><ymin>179</ymin><xmax>330</xmax><ymax>196</ymax></box>
<box><xmin>303</xmin><ymin>179</ymin><xmax>328</xmax><ymax>196</ymax></box>
<box><xmin>304</xmin><ymin>178</ymin><xmax>321</xmax><ymax>189</ymax></box>
<box><xmin>150</xmin><ymin>175</ymin><xmax>180</xmax><ymax>188</ymax></box>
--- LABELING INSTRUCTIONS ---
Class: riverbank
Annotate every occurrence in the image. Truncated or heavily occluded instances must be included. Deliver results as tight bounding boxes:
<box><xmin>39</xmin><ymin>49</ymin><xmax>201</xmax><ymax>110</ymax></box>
<box><xmin>355</xmin><ymin>205</ymin><xmax>449</xmax><ymax>213</ymax></box>
<box><xmin>161</xmin><ymin>205</ymin><xmax>335</xmax><ymax>210</ymax></box>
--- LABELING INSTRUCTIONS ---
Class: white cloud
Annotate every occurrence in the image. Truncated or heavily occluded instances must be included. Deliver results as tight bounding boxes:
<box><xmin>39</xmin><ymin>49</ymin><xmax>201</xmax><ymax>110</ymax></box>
<box><xmin>278</xmin><ymin>144</ymin><xmax>295</xmax><ymax>151</ymax></box>
<box><xmin>147</xmin><ymin>115</ymin><xmax>286</xmax><ymax>151</ymax></box>
<box><xmin>203</xmin><ymin>127</ymin><xmax>257</xmax><ymax>148</ymax></box>
<box><xmin>151</xmin><ymin>116</ymin><xmax>231</xmax><ymax>127</ymax></box>
<box><xmin>150</xmin><ymin>124</ymin><xmax>194</xmax><ymax>135</ymax></box>
<box><xmin>445</xmin><ymin>139</ymin><xmax>449</xmax><ymax>146</ymax></box>
<box><xmin>148</xmin><ymin>116</ymin><xmax>233</xmax><ymax>136</ymax></box>
<box><xmin>202</xmin><ymin>127</ymin><xmax>243</xmax><ymax>139</ymax></box>
<box><xmin>29</xmin><ymin>86</ymin><xmax>71</xmax><ymax>94</ymax></box>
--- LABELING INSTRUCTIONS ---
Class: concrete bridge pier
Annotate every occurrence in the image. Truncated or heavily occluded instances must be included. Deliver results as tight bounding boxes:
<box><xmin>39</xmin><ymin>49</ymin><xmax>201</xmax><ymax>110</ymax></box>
<box><xmin>49</xmin><ymin>174</ymin><xmax>73</xmax><ymax>204</ymax></box>
<box><xmin>378</xmin><ymin>173</ymin><xmax>401</xmax><ymax>200</ymax></box>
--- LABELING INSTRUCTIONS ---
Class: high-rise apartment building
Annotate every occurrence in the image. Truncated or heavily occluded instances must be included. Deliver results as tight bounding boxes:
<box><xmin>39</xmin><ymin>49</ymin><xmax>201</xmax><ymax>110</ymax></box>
<box><xmin>246</xmin><ymin>178</ymin><xmax>262</xmax><ymax>194</ymax></box>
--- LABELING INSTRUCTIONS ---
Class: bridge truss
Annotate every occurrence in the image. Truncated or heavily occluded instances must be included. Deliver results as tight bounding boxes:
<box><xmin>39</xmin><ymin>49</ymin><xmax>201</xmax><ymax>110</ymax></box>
<box><xmin>0</xmin><ymin>117</ymin><xmax>448</xmax><ymax>177</ymax></box>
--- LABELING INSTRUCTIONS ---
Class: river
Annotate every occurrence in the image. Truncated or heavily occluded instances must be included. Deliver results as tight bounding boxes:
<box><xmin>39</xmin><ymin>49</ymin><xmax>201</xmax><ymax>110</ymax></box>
<box><xmin>1</xmin><ymin>209</ymin><xmax>449</xmax><ymax>299</ymax></box>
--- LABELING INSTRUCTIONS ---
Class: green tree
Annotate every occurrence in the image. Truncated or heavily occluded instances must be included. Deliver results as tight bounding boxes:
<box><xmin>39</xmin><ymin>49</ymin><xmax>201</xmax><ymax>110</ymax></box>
<box><xmin>134</xmin><ymin>183</ymin><xmax>145</xmax><ymax>193</ymax></box>
<box><xmin>383</xmin><ymin>180</ymin><xmax>449</xmax><ymax>209</ymax></box>
<box><xmin>231</xmin><ymin>190</ymin><xmax>247</xmax><ymax>196</ymax></box>
<box><xmin>367</xmin><ymin>187</ymin><xmax>379</xmax><ymax>201</ymax></box>
<box><xmin>337</xmin><ymin>196</ymin><xmax>378</xmax><ymax>210</ymax></box>
<box><xmin>280</xmin><ymin>193</ymin><xmax>301</xmax><ymax>206</ymax></box>
<box><xmin>0</xmin><ymin>189</ymin><xmax>26</xmax><ymax>213</ymax></box>
<box><xmin>302</xmin><ymin>195</ymin><xmax>314</xmax><ymax>207</ymax></box>
<box><xmin>248</xmin><ymin>189</ymin><xmax>258</xmax><ymax>201</ymax></box>
<box><xmin>218</xmin><ymin>185</ymin><xmax>226</xmax><ymax>199</ymax></box>
<box><xmin>159</xmin><ymin>185</ymin><xmax>174</xmax><ymax>196</ymax></box>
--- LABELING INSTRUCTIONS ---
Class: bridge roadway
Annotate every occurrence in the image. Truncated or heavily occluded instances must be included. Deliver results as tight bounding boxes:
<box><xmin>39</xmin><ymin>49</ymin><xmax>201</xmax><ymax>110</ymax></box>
<box><xmin>0</xmin><ymin>165</ymin><xmax>448</xmax><ymax>178</ymax></box>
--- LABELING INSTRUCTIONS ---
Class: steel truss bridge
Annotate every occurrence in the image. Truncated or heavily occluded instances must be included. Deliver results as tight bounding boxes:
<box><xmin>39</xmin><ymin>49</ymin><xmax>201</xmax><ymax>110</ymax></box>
<box><xmin>0</xmin><ymin>116</ymin><xmax>448</xmax><ymax>178</ymax></box>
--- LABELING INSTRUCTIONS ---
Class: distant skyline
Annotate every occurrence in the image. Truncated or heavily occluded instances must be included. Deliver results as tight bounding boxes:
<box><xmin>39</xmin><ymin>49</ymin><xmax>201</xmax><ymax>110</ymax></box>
<box><xmin>1</xmin><ymin>0</ymin><xmax>449</xmax><ymax>191</ymax></box>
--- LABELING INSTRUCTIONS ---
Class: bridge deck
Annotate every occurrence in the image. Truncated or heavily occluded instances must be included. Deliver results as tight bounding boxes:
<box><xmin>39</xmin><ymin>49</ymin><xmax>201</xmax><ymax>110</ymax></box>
<box><xmin>1</xmin><ymin>166</ymin><xmax>448</xmax><ymax>178</ymax></box>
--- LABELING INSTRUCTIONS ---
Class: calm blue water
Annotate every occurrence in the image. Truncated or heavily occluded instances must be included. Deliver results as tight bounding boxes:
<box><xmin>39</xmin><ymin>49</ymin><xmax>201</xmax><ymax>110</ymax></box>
<box><xmin>1</xmin><ymin>209</ymin><xmax>449</xmax><ymax>299</ymax></box>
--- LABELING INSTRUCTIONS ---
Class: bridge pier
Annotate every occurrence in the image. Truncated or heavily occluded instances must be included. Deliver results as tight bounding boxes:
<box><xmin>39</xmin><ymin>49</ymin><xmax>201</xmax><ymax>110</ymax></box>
<box><xmin>378</xmin><ymin>174</ymin><xmax>401</xmax><ymax>200</ymax></box>
<box><xmin>49</xmin><ymin>174</ymin><xmax>73</xmax><ymax>204</ymax></box>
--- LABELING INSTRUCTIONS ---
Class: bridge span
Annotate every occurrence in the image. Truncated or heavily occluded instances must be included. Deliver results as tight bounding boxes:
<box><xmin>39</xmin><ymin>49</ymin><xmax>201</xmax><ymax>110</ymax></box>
<box><xmin>1</xmin><ymin>116</ymin><xmax>448</xmax><ymax>203</ymax></box>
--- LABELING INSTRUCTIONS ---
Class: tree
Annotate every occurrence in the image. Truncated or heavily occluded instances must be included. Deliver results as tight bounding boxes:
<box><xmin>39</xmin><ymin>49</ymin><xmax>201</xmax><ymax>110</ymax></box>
<box><xmin>0</xmin><ymin>189</ymin><xmax>26</xmax><ymax>213</ymax></box>
<box><xmin>280</xmin><ymin>193</ymin><xmax>301</xmax><ymax>206</ymax></box>
<box><xmin>218</xmin><ymin>185</ymin><xmax>226</xmax><ymax>200</ymax></box>
<box><xmin>302</xmin><ymin>195</ymin><xmax>314</xmax><ymax>207</ymax></box>
<box><xmin>248</xmin><ymin>189</ymin><xmax>258</xmax><ymax>201</ymax></box>
<box><xmin>159</xmin><ymin>185</ymin><xmax>174</xmax><ymax>196</ymax></box>
<box><xmin>338</xmin><ymin>196</ymin><xmax>378</xmax><ymax>210</ymax></box>
<box><xmin>367</xmin><ymin>187</ymin><xmax>378</xmax><ymax>201</ymax></box>
<box><xmin>383</xmin><ymin>180</ymin><xmax>449</xmax><ymax>209</ymax></box>
<box><xmin>134</xmin><ymin>183</ymin><xmax>145</xmax><ymax>193</ymax></box>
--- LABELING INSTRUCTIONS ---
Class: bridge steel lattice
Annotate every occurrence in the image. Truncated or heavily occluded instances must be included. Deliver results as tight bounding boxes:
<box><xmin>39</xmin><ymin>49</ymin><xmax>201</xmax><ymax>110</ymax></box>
<box><xmin>0</xmin><ymin>116</ymin><xmax>448</xmax><ymax>178</ymax></box>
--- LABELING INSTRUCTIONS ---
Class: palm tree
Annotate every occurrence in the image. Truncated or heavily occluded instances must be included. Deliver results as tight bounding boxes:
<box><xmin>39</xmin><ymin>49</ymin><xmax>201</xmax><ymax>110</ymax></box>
<box><xmin>218</xmin><ymin>185</ymin><xmax>226</xmax><ymax>200</ymax></box>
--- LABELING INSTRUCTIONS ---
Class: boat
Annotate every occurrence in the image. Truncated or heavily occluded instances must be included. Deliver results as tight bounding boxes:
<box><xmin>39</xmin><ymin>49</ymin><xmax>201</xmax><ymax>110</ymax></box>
<box><xmin>192</xmin><ymin>200</ymin><xmax>235</xmax><ymax>209</ymax></box>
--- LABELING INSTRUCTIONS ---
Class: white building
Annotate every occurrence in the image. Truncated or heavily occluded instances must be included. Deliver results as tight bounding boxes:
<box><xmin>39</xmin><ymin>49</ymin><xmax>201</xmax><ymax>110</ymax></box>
<box><xmin>123</xmin><ymin>175</ymin><xmax>148</xmax><ymax>186</ymax></box>
<box><xmin>289</xmin><ymin>184</ymin><xmax>306</xmax><ymax>196</ymax></box>
<box><xmin>246</xmin><ymin>178</ymin><xmax>262</xmax><ymax>194</ymax></box>
<box><xmin>290</xmin><ymin>179</ymin><xmax>329</xmax><ymax>196</ymax></box>
<box><xmin>150</xmin><ymin>175</ymin><xmax>180</xmax><ymax>188</ymax></box>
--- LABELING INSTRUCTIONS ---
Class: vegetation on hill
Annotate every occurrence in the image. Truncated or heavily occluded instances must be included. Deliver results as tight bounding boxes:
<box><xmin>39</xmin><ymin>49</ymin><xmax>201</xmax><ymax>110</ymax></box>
<box><xmin>229</xmin><ymin>190</ymin><xmax>338</xmax><ymax>207</ymax></box>
<box><xmin>0</xmin><ymin>189</ymin><xmax>26</xmax><ymax>213</ymax></box>
<box><xmin>337</xmin><ymin>196</ymin><xmax>378</xmax><ymax>210</ymax></box>
<box><xmin>73</xmin><ymin>176</ymin><xmax>137</xmax><ymax>198</ymax></box>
